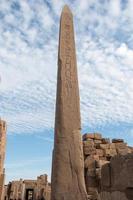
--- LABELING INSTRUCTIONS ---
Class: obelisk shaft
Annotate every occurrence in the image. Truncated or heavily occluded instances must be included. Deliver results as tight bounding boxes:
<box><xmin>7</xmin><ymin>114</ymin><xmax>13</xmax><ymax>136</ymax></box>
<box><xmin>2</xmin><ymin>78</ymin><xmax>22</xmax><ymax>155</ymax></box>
<box><xmin>51</xmin><ymin>5</ymin><xmax>87</xmax><ymax>200</ymax></box>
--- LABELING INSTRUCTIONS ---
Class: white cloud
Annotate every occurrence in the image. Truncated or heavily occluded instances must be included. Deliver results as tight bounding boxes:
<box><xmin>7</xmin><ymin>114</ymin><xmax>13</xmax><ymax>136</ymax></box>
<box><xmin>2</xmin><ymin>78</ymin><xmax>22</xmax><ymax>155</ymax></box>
<box><xmin>0</xmin><ymin>0</ymin><xmax>133</xmax><ymax>136</ymax></box>
<box><xmin>109</xmin><ymin>0</ymin><xmax>121</xmax><ymax>17</ymax></box>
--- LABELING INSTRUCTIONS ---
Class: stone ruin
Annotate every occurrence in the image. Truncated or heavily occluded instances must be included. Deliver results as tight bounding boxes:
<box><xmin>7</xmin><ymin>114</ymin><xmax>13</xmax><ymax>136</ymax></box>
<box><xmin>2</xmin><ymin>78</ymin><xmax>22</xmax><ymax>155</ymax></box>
<box><xmin>1</xmin><ymin>4</ymin><xmax>133</xmax><ymax>200</ymax></box>
<box><xmin>51</xmin><ymin>4</ymin><xmax>133</xmax><ymax>200</ymax></box>
<box><xmin>4</xmin><ymin>174</ymin><xmax>51</xmax><ymax>200</ymax></box>
<box><xmin>83</xmin><ymin>133</ymin><xmax>133</xmax><ymax>200</ymax></box>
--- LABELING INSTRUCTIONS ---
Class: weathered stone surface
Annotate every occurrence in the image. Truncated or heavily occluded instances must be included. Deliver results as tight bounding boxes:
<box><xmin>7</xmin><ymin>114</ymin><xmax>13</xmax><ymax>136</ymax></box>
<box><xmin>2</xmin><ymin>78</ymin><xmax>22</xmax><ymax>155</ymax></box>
<box><xmin>96</xmin><ymin>160</ymin><xmax>109</xmax><ymax>168</ymax></box>
<box><xmin>83</xmin><ymin>140</ymin><xmax>94</xmax><ymax>147</ymax></box>
<box><xmin>84</xmin><ymin>146</ymin><xmax>96</xmax><ymax>155</ymax></box>
<box><xmin>99</xmin><ymin>191</ymin><xmax>128</xmax><ymax>200</ymax></box>
<box><xmin>83</xmin><ymin>133</ymin><xmax>133</xmax><ymax>199</ymax></box>
<box><xmin>84</xmin><ymin>156</ymin><xmax>95</xmax><ymax>169</ymax></box>
<box><xmin>115</xmin><ymin>143</ymin><xmax>129</xmax><ymax>155</ymax></box>
<box><xmin>94</xmin><ymin>139</ymin><xmax>102</xmax><ymax>144</ymax></box>
<box><xmin>112</xmin><ymin>138</ymin><xmax>124</xmax><ymax>143</ymax></box>
<box><xmin>101</xmin><ymin>163</ymin><xmax>111</xmax><ymax>187</ymax></box>
<box><xmin>94</xmin><ymin>133</ymin><xmax>102</xmax><ymax>140</ymax></box>
<box><xmin>100</xmin><ymin>144</ymin><xmax>110</xmax><ymax>150</ymax></box>
<box><xmin>83</xmin><ymin>139</ymin><xmax>96</xmax><ymax>155</ymax></box>
<box><xmin>51</xmin><ymin>5</ymin><xmax>87</xmax><ymax>200</ymax></box>
<box><xmin>101</xmin><ymin>138</ymin><xmax>110</xmax><ymax>144</ymax></box>
<box><xmin>83</xmin><ymin>133</ymin><xmax>95</xmax><ymax>140</ymax></box>
<box><xmin>87</xmin><ymin>169</ymin><xmax>96</xmax><ymax>177</ymax></box>
<box><xmin>95</xmin><ymin>168</ymin><xmax>101</xmax><ymax>179</ymax></box>
<box><xmin>96</xmin><ymin>149</ymin><xmax>104</xmax><ymax>157</ymax></box>
<box><xmin>4</xmin><ymin>174</ymin><xmax>51</xmax><ymax>200</ymax></box>
<box><xmin>109</xmin><ymin>143</ymin><xmax>116</xmax><ymax>149</ymax></box>
<box><xmin>104</xmin><ymin>148</ymin><xmax>117</xmax><ymax>157</ymax></box>
<box><xmin>110</xmin><ymin>154</ymin><xmax>133</xmax><ymax>190</ymax></box>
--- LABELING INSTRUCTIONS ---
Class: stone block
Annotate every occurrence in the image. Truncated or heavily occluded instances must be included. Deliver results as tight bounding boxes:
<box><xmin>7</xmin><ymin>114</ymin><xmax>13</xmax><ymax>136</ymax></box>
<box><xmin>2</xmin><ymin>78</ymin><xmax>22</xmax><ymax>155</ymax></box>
<box><xmin>86</xmin><ymin>176</ymin><xmax>98</xmax><ymax>188</ymax></box>
<box><xmin>87</xmin><ymin>169</ymin><xmax>96</xmax><ymax>177</ymax></box>
<box><xmin>94</xmin><ymin>139</ymin><xmax>102</xmax><ymax>144</ymax></box>
<box><xmin>101</xmin><ymin>163</ymin><xmax>111</xmax><ymax>188</ymax></box>
<box><xmin>109</xmin><ymin>148</ymin><xmax>117</xmax><ymax>157</ymax></box>
<box><xmin>100</xmin><ymin>144</ymin><xmax>110</xmax><ymax>150</ymax></box>
<box><xmin>115</xmin><ymin>142</ymin><xmax>127</xmax><ymax>148</ymax></box>
<box><xmin>101</xmin><ymin>138</ymin><xmax>110</xmax><ymax>144</ymax></box>
<box><xmin>94</xmin><ymin>133</ymin><xmax>102</xmax><ymax>140</ymax></box>
<box><xmin>84</xmin><ymin>156</ymin><xmax>96</xmax><ymax>169</ymax></box>
<box><xmin>96</xmin><ymin>168</ymin><xmax>101</xmax><ymax>179</ymax></box>
<box><xmin>104</xmin><ymin>149</ymin><xmax>111</xmax><ymax>157</ymax></box>
<box><xmin>92</xmin><ymin>155</ymin><xmax>99</xmax><ymax>162</ymax></box>
<box><xmin>83</xmin><ymin>133</ymin><xmax>95</xmax><ymax>140</ymax></box>
<box><xmin>110</xmin><ymin>154</ymin><xmax>133</xmax><ymax>190</ymax></box>
<box><xmin>128</xmin><ymin>148</ymin><xmax>132</xmax><ymax>153</ymax></box>
<box><xmin>83</xmin><ymin>146</ymin><xmax>96</xmax><ymax>156</ymax></box>
<box><xmin>99</xmin><ymin>156</ymin><xmax>107</xmax><ymax>160</ymax></box>
<box><xmin>96</xmin><ymin>149</ymin><xmax>104</xmax><ymax>157</ymax></box>
<box><xmin>115</xmin><ymin>143</ymin><xmax>128</xmax><ymax>155</ymax></box>
<box><xmin>87</xmin><ymin>187</ymin><xmax>98</xmax><ymax>194</ymax></box>
<box><xmin>104</xmin><ymin>148</ymin><xmax>117</xmax><ymax>157</ymax></box>
<box><xmin>128</xmin><ymin>147</ymin><xmax>133</xmax><ymax>153</ymax></box>
<box><xmin>117</xmin><ymin>148</ymin><xmax>129</xmax><ymax>155</ymax></box>
<box><xmin>112</xmin><ymin>138</ymin><xmax>124</xmax><ymax>143</ymax></box>
<box><xmin>109</xmin><ymin>143</ymin><xmax>116</xmax><ymax>149</ymax></box>
<box><xmin>94</xmin><ymin>143</ymin><xmax>101</xmax><ymax>149</ymax></box>
<box><xmin>83</xmin><ymin>140</ymin><xmax>94</xmax><ymax>147</ymax></box>
<box><xmin>96</xmin><ymin>160</ymin><xmax>109</xmax><ymax>168</ymax></box>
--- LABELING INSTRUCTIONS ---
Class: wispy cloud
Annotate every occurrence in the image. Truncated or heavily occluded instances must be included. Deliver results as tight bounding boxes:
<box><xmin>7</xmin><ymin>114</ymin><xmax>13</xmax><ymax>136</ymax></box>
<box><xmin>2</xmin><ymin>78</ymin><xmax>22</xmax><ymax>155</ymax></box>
<box><xmin>0</xmin><ymin>0</ymin><xmax>133</xmax><ymax>136</ymax></box>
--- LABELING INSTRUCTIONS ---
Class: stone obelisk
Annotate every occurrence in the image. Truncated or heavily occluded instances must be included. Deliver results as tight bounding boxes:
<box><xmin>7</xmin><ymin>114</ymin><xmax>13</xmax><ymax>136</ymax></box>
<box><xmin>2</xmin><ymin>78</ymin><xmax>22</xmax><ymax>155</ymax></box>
<box><xmin>51</xmin><ymin>5</ymin><xmax>87</xmax><ymax>200</ymax></box>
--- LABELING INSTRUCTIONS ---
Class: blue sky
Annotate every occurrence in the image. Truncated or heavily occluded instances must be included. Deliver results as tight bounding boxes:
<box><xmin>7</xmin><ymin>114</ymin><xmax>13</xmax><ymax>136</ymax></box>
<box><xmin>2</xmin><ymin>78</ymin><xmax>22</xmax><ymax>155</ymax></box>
<box><xmin>0</xmin><ymin>0</ymin><xmax>133</xmax><ymax>183</ymax></box>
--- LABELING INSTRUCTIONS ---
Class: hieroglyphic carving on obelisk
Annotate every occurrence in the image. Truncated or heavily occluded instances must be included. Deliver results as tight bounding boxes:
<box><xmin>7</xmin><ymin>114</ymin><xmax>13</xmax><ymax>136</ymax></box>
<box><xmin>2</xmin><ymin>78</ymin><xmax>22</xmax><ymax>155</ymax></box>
<box><xmin>51</xmin><ymin>5</ymin><xmax>88</xmax><ymax>200</ymax></box>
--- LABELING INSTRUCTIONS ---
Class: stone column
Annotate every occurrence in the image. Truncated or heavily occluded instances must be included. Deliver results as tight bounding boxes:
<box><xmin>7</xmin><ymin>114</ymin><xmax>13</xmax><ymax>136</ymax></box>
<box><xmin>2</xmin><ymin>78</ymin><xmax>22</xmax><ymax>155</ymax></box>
<box><xmin>51</xmin><ymin>5</ymin><xmax>87</xmax><ymax>200</ymax></box>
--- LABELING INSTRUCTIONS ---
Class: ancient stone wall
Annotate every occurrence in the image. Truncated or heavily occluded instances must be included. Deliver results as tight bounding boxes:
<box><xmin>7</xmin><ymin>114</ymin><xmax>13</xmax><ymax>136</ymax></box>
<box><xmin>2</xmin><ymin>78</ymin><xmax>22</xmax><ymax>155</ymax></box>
<box><xmin>83</xmin><ymin>133</ymin><xmax>133</xmax><ymax>200</ymax></box>
<box><xmin>4</xmin><ymin>132</ymin><xmax>133</xmax><ymax>200</ymax></box>
<box><xmin>4</xmin><ymin>174</ymin><xmax>51</xmax><ymax>200</ymax></box>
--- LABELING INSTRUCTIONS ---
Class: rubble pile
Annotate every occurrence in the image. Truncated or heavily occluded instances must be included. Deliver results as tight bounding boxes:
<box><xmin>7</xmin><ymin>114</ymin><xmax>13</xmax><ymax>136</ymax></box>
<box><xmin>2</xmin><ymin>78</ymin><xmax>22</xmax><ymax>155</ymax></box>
<box><xmin>83</xmin><ymin>133</ymin><xmax>133</xmax><ymax>200</ymax></box>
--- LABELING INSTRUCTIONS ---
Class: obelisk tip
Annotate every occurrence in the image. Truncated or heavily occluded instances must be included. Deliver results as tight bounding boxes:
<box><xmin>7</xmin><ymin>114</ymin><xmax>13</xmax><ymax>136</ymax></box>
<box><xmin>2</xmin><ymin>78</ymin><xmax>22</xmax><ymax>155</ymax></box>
<box><xmin>62</xmin><ymin>5</ymin><xmax>72</xmax><ymax>14</ymax></box>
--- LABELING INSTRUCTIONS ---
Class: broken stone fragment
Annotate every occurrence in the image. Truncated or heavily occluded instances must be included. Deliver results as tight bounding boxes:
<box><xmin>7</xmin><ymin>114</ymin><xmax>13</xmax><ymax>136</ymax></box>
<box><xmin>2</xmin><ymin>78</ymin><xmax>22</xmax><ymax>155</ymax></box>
<box><xmin>115</xmin><ymin>143</ymin><xmax>129</xmax><ymax>155</ymax></box>
<box><xmin>101</xmin><ymin>138</ymin><xmax>110</xmax><ymax>144</ymax></box>
<box><xmin>112</xmin><ymin>138</ymin><xmax>124</xmax><ymax>143</ymax></box>
<box><xmin>87</xmin><ymin>188</ymin><xmax>99</xmax><ymax>200</ymax></box>
<box><xmin>101</xmin><ymin>163</ymin><xmax>111</xmax><ymax>188</ymax></box>
<box><xmin>86</xmin><ymin>176</ymin><xmax>98</xmax><ymax>189</ymax></box>
<box><xmin>117</xmin><ymin>148</ymin><xmax>129</xmax><ymax>155</ymax></box>
<box><xmin>83</xmin><ymin>133</ymin><xmax>95</xmax><ymax>140</ymax></box>
<box><xmin>83</xmin><ymin>140</ymin><xmax>94</xmax><ymax>147</ymax></box>
<box><xmin>84</xmin><ymin>146</ymin><xmax>96</xmax><ymax>156</ymax></box>
<box><xmin>109</xmin><ymin>143</ymin><xmax>116</xmax><ymax>149</ymax></box>
<box><xmin>96</xmin><ymin>168</ymin><xmax>101</xmax><ymax>179</ymax></box>
<box><xmin>94</xmin><ymin>139</ymin><xmax>102</xmax><ymax>144</ymax></box>
<box><xmin>92</xmin><ymin>155</ymin><xmax>99</xmax><ymax>162</ymax></box>
<box><xmin>94</xmin><ymin>133</ymin><xmax>102</xmax><ymax>140</ymax></box>
<box><xmin>84</xmin><ymin>156</ymin><xmax>96</xmax><ymax>169</ymax></box>
<box><xmin>96</xmin><ymin>160</ymin><xmax>109</xmax><ymax>168</ymax></box>
<box><xmin>110</xmin><ymin>154</ymin><xmax>133</xmax><ymax>190</ymax></box>
<box><xmin>104</xmin><ymin>148</ymin><xmax>117</xmax><ymax>157</ymax></box>
<box><xmin>96</xmin><ymin>149</ymin><xmax>104</xmax><ymax>157</ymax></box>
<box><xmin>100</xmin><ymin>143</ymin><xmax>110</xmax><ymax>150</ymax></box>
<box><xmin>87</xmin><ymin>168</ymin><xmax>96</xmax><ymax>177</ymax></box>
<box><xmin>128</xmin><ymin>147</ymin><xmax>132</xmax><ymax>153</ymax></box>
